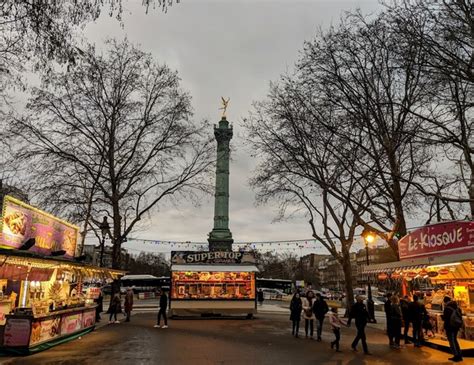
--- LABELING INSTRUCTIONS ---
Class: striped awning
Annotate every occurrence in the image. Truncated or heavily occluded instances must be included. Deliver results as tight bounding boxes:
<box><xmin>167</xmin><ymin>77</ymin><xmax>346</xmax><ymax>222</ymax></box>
<box><xmin>363</xmin><ymin>251</ymin><xmax>474</xmax><ymax>275</ymax></box>
<box><xmin>362</xmin><ymin>257</ymin><xmax>430</xmax><ymax>274</ymax></box>
<box><xmin>364</xmin><ymin>263</ymin><xmax>428</xmax><ymax>274</ymax></box>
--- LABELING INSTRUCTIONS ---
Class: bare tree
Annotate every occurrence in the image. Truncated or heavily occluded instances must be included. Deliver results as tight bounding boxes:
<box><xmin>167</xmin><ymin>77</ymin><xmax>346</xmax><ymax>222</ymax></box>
<box><xmin>245</xmin><ymin>75</ymin><xmax>377</xmax><ymax>310</ymax></box>
<box><xmin>387</xmin><ymin>0</ymin><xmax>474</xmax><ymax>218</ymax></box>
<box><xmin>294</xmin><ymin>12</ymin><xmax>436</xmax><ymax>254</ymax></box>
<box><xmin>8</xmin><ymin>39</ymin><xmax>213</xmax><ymax>269</ymax></box>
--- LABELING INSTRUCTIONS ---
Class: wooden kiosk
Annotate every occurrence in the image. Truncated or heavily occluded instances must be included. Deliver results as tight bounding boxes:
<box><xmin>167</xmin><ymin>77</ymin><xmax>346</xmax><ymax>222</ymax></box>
<box><xmin>169</xmin><ymin>251</ymin><xmax>258</xmax><ymax>317</ymax></box>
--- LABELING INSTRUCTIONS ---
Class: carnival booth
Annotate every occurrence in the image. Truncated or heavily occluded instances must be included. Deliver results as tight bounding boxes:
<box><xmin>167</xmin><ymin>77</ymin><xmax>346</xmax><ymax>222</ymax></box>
<box><xmin>0</xmin><ymin>196</ymin><xmax>123</xmax><ymax>354</ymax></box>
<box><xmin>170</xmin><ymin>251</ymin><xmax>258</xmax><ymax>317</ymax></box>
<box><xmin>364</xmin><ymin>220</ymin><xmax>474</xmax><ymax>355</ymax></box>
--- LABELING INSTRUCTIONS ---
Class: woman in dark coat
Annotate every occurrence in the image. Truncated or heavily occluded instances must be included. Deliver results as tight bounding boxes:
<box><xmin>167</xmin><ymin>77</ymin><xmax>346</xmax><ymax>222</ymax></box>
<box><xmin>109</xmin><ymin>293</ymin><xmax>122</xmax><ymax>324</ymax></box>
<box><xmin>390</xmin><ymin>295</ymin><xmax>403</xmax><ymax>349</ymax></box>
<box><xmin>290</xmin><ymin>292</ymin><xmax>303</xmax><ymax>338</ymax></box>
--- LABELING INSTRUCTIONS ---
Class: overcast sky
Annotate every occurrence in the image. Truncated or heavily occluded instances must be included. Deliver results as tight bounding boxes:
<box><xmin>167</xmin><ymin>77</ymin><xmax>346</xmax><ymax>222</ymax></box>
<box><xmin>80</xmin><ymin>0</ymin><xmax>384</xmax><ymax>254</ymax></box>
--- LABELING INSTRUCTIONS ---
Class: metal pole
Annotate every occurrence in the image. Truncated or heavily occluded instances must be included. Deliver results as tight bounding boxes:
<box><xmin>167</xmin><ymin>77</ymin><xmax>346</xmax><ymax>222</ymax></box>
<box><xmin>365</xmin><ymin>242</ymin><xmax>376</xmax><ymax>323</ymax></box>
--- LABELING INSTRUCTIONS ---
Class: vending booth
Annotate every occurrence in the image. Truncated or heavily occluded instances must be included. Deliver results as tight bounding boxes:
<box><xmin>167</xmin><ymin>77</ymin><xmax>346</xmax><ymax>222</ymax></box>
<box><xmin>0</xmin><ymin>195</ymin><xmax>124</xmax><ymax>354</ymax></box>
<box><xmin>364</xmin><ymin>220</ymin><xmax>474</xmax><ymax>355</ymax></box>
<box><xmin>170</xmin><ymin>251</ymin><xmax>258</xmax><ymax>317</ymax></box>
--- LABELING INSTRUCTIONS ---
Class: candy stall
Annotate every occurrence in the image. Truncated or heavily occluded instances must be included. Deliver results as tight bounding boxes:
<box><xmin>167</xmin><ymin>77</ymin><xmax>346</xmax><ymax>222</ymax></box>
<box><xmin>170</xmin><ymin>251</ymin><xmax>258</xmax><ymax>317</ymax></box>
<box><xmin>0</xmin><ymin>196</ymin><xmax>124</xmax><ymax>354</ymax></box>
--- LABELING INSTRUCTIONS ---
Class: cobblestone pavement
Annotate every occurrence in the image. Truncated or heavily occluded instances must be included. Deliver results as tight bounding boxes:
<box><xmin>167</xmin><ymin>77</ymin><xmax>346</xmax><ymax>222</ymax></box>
<box><xmin>0</xmin><ymin>312</ymin><xmax>469</xmax><ymax>365</ymax></box>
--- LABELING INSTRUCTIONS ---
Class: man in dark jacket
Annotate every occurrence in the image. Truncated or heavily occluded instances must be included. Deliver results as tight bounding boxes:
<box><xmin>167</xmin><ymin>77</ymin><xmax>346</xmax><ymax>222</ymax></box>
<box><xmin>400</xmin><ymin>296</ymin><xmax>411</xmax><ymax>344</ymax></box>
<box><xmin>442</xmin><ymin>296</ymin><xmax>463</xmax><ymax>362</ymax></box>
<box><xmin>313</xmin><ymin>293</ymin><xmax>329</xmax><ymax>341</ymax></box>
<box><xmin>154</xmin><ymin>289</ymin><xmax>168</xmax><ymax>329</ymax></box>
<box><xmin>384</xmin><ymin>293</ymin><xmax>393</xmax><ymax>346</ymax></box>
<box><xmin>348</xmin><ymin>296</ymin><xmax>370</xmax><ymax>355</ymax></box>
<box><xmin>408</xmin><ymin>295</ymin><xmax>423</xmax><ymax>347</ymax></box>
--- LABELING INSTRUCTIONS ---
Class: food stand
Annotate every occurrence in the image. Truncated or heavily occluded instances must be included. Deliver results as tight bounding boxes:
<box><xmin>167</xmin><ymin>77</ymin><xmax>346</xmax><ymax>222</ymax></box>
<box><xmin>0</xmin><ymin>196</ymin><xmax>123</xmax><ymax>354</ymax></box>
<box><xmin>364</xmin><ymin>220</ymin><xmax>474</xmax><ymax>355</ymax></box>
<box><xmin>170</xmin><ymin>251</ymin><xmax>258</xmax><ymax>317</ymax></box>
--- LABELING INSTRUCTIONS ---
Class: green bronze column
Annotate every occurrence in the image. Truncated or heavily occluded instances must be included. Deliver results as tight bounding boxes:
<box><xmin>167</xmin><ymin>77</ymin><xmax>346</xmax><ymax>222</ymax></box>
<box><xmin>208</xmin><ymin>115</ymin><xmax>234</xmax><ymax>251</ymax></box>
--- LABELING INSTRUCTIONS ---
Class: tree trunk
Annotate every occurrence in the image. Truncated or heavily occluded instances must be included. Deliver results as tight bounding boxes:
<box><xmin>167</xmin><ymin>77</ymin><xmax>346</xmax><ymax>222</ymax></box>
<box><xmin>341</xmin><ymin>250</ymin><xmax>354</xmax><ymax>317</ymax></box>
<box><xmin>111</xmin><ymin>195</ymin><xmax>122</xmax><ymax>269</ymax></box>
<box><xmin>470</xmin><ymin>168</ymin><xmax>474</xmax><ymax>219</ymax></box>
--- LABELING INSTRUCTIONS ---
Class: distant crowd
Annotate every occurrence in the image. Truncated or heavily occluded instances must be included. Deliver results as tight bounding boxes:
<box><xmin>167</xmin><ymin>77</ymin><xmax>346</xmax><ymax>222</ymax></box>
<box><xmin>287</xmin><ymin>290</ymin><xmax>464</xmax><ymax>363</ymax></box>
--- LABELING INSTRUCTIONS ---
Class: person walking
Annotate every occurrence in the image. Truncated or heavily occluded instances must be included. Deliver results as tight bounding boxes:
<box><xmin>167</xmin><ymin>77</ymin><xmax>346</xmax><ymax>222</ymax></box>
<box><xmin>328</xmin><ymin>307</ymin><xmax>347</xmax><ymax>352</ymax></box>
<box><xmin>390</xmin><ymin>294</ymin><xmax>403</xmax><ymax>349</ymax></box>
<box><xmin>95</xmin><ymin>288</ymin><xmax>103</xmax><ymax>322</ymax></box>
<box><xmin>290</xmin><ymin>292</ymin><xmax>303</xmax><ymax>338</ymax></box>
<box><xmin>154</xmin><ymin>289</ymin><xmax>168</xmax><ymax>329</ymax></box>
<box><xmin>442</xmin><ymin>296</ymin><xmax>463</xmax><ymax>362</ymax></box>
<box><xmin>257</xmin><ymin>289</ymin><xmax>264</xmax><ymax>306</ymax></box>
<box><xmin>302</xmin><ymin>290</ymin><xmax>316</xmax><ymax>339</ymax></box>
<box><xmin>400</xmin><ymin>295</ymin><xmax>411</xmax><ymax>344</ymax></box>
<box><xmin>124</xmin><ymin>288</ymin><xmax>134</xmax><ymax>322</ymax></box>
<box><xmin>384</xmin><ymin>293</ymin><xmax>393</xmax><ymax>347</ymax></box>
<box><xmin>408</xmin><ymin>295</ymin><xmax>423</xmax><ymax>347</ymax></box>
<box><xmin>109</xmin><ymin>292</ymin><xmax>121</xmax><ymax>324</ymax></box>
<box><xmin>313</xmin><ymin>293</ymin><xmax>329</xmax><ymax>342</ymax></box>
<box><xmin>348</xmin><ymin>295</ymin><xmax>370</xmax><ymax>355</ymax></box>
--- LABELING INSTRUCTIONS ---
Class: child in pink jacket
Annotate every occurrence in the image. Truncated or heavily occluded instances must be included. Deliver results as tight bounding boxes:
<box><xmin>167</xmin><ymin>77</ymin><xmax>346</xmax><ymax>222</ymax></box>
<box><xmin>328</xmin><ymin>307</ymin><xmax>347</xmax><ymax>352</ymax></box>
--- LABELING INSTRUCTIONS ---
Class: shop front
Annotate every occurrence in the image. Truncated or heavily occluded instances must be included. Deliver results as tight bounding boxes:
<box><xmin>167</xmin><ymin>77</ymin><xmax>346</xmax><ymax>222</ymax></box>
<box><xmin>364</xmin><ymin>220</ymin><xmax>474</xmax><ymax>355</ymax></box>
<box><xmin>170</xmin><ymin>251</ymin><xmax>258</xmax><ymax>317</ymax></box>
<box><xmin>0</xmin><ymin>196</ymin><xmax>124</xmax><ymax>354</ymax></box>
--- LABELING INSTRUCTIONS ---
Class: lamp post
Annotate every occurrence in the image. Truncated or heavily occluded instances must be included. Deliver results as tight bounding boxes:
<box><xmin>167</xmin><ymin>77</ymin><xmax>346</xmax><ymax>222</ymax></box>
<box><xmin>364</xmin><ymin>233</ymin><xmax>377</xmax><ymax>323</ymax></box>
<box><xmin>99</xmin><ymin>216</ymin><xmax>110</xmax><ymax>267</ymax></box>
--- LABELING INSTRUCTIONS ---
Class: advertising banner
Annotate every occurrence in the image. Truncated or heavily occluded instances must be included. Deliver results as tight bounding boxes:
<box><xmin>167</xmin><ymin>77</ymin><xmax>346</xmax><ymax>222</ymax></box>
<box><xmin>3</xmin><ymin>318</ymin><xmax>31</xmax><ymax>347</ymax></box>
<box><xmin>29</xmin><ymin>317</ymin><xmax>61</xmax><ymax>346</ymax></box>
<box><xmin>171</xmin><ymin>251</ymin><xmax>256</xmax><ymax>265</ymax></box>
<box><xmin>0</xmin><ymin>196</ymin><xmax>78</xmax><ymax>258</ymax></box>
<box><xmin>60</xmin><ymin>312</ymin><xmax>83</xmax><ymax>335</ymax></box>
<box><xmin>398</xmin><ymin>221</ymin><xmax>474</xmax><ymax>260</ymax></box>
<box><xmin>82</xmin><ymin>309</ymin><xmax>96</xmax><ymax>328</ymax></box>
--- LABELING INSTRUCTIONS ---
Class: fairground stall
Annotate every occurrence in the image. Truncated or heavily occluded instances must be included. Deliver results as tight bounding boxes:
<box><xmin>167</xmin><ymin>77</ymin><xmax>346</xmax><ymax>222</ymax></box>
<box><xmin>364</xmin><ymin>220</ymin><xmax>474</xmax><ymax>355</ymax></box>
<box><xmin>0</xmin><ymin>195</ymin><xmax>123</xmax><ymax>354</ymax></box>
<box><xmin>170</xmin><ymin>251</ymin><xmax>258</xmax><ymax>317</ymax></box>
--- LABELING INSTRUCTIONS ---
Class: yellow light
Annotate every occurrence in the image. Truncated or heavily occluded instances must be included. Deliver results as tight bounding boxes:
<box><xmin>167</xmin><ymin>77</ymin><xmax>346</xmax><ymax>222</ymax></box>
<box><xmin>365</xmin><ymin>234</ymin><xmax>375</xmax><ymax>244</ymax></box>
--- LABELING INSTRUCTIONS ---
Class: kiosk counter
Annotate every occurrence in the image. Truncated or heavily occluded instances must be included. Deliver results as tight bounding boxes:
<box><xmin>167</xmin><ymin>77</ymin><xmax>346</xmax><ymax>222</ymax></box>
<box><xmin>170</xmin><ymin>251</ymin><xmax>258</xmax><ymax>317</ymax></box>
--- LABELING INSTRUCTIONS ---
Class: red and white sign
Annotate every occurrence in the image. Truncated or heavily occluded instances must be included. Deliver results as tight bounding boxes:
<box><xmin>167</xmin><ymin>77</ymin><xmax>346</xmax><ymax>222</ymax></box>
<box><xmin>398</xmin><ymin>221</ymin><xmax>474</xmax><ymax>260</ymax></box>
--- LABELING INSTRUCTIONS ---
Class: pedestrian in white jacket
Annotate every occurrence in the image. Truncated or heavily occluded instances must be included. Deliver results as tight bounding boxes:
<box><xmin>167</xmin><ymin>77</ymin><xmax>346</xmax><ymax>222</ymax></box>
<box><xmin>302</xmin><ymin>291</ymin><xmax>316</xmax><ymax>338</ymax></box>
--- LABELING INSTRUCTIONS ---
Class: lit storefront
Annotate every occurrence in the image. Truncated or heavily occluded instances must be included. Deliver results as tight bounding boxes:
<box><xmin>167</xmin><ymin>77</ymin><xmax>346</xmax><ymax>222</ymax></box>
<box><xmin>0</xmin><ymin>196</ymin><xmax>123</xmax><ymax>354</ymax></box>
<box><xmin>364</xmin><ymin>221</ymin><xmax>474</xmax><ymax>354</ymax></box>
<box><xmin>170</xmin><ymin>251</ymin><xmax>258</xmax><ymax>317</ymax></box>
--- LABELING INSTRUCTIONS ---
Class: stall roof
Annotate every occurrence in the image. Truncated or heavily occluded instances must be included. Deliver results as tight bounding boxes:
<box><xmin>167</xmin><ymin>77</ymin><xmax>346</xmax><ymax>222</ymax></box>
<box><xmin>0</xmin><ymin>247</ymin><xmax>125</xmax><ymax>279</ymax></box>
<box><xmin>363</xmin><ymin>251</ymin><xmax>474</xmax><ymax>274</ymax></box>
<box><xmin>172</xmin><ymin>264</ymin><xmax>259</xmax><ymax>272</ymax></box>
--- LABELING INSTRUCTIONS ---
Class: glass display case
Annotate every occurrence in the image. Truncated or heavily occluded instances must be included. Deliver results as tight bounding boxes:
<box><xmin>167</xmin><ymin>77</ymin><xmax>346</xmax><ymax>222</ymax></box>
<box><xmin>171</xmin><ymin>271</ymin><xmax>255</xmax><ymax>300</ymax></box>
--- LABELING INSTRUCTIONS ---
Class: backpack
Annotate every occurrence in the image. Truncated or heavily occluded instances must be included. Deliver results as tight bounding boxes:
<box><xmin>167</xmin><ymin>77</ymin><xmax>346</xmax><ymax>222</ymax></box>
<box><xmin>449</xmin><ymin>307</ymin><xmax>463</xmax><ymax>329</ymax></box>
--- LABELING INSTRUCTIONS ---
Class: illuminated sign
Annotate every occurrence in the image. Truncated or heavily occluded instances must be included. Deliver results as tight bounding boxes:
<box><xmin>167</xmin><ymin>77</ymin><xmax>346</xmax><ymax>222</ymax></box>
<box><xmin>0</xmin><ymin>196</ymin><xmax>78</xmax><ymax>258</ymax></box>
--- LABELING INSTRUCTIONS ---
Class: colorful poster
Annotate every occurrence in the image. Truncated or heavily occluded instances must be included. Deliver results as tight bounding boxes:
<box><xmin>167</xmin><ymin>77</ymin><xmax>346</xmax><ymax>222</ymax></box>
<box><xmin>398</xmin><ymin>221</ymin><xmax>474</xmax><ymax>259</ymax></box>
<box><xmin>3</xmin><ymin>318</ymin><xmax>31</xmax><ymax>347</ymax></box>
<box><xmin>82</xmin><ymin>310</ymin><xmax>96</xmax><ymax>328</ymax></box>
<box><xmin>0</xmin><ymin>196</ymin><xmax>78</xmax><ymax>258</ymax></box>
<box><xmin>60</xmin><ymin>312</ymin><xmax>83</xmax><ymax>335</ymax></box>
<box><xmin>29</xmin><ymin>317</ymin><xmax>61</xmax><ymax>345</ymax></box>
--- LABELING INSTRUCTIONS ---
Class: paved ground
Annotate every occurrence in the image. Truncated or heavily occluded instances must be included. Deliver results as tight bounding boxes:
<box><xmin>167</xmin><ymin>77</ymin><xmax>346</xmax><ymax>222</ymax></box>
<box><xmin>0</xmin><ymin>311</ymin><xmax>468</xmax><ymax>365</ymax></box>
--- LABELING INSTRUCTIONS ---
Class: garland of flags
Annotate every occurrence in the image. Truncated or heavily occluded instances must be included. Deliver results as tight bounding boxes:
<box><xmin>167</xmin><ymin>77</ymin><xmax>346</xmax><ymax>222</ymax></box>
<box><xmin>123</xmin><ymin>237</ymin><xmax>359</xmax><ymax>252</ymax></box>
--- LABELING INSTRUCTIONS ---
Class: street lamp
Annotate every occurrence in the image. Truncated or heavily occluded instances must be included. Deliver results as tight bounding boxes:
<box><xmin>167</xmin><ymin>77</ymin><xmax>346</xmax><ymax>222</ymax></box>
<box><xmin>99</xmin><ymin>216</ymin><xmax>111</xmax><ymax>267</ymax></box>
<box><xmin>364</xmin><ymin>232</ymin><xmax>377</xmax><ymax>323</ymax></box>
